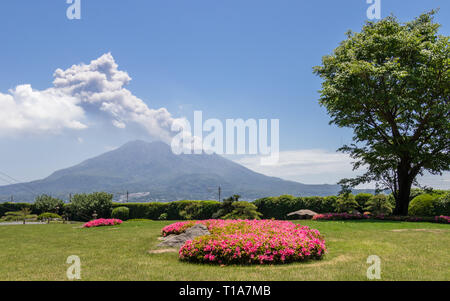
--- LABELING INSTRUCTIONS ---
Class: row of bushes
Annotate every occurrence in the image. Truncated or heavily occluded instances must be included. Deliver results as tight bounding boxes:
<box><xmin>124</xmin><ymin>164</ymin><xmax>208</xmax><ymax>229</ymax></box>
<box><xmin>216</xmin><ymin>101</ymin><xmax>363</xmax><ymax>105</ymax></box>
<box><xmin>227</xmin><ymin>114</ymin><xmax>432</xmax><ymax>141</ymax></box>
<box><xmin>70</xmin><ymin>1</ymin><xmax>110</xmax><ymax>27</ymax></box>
<box><xmin>2</xmin><ymin>190</ymin><xmax>449</xmax><ymax>221</ymax></box>
<box><xmin>311</xmin><ymin>212</ymin><xmax>450</xmax><ymax>224</ymax></box>
<box><xmin>111</xmin><ymin>200</ymin><xmax>221</xmax><ymax>220</ymax></box>
<box><xmin>110</xmin><ymin>192</ymin><xmax>449</xmax><ymax>220</ymax></box>
<box><xmin>0</xmin><ymin>193</ymin><xmax>114</xmax><ymax>222</ymax></box>
<box><xmin>0</xmin><ymin>197</ymin><xmax>222</xmax><ymax>222</ymax></box>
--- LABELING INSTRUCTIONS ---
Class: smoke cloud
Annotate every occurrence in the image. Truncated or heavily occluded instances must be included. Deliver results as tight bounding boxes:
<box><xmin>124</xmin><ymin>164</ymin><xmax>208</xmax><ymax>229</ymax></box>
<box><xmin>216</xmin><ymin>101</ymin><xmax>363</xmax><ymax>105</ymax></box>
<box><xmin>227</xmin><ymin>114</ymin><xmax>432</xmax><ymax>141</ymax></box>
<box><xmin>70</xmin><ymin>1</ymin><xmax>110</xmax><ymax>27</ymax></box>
<box><xmin>0</xmin><ymin>53</ymin><xmax>182</xmax><ymax>142</ymax></box>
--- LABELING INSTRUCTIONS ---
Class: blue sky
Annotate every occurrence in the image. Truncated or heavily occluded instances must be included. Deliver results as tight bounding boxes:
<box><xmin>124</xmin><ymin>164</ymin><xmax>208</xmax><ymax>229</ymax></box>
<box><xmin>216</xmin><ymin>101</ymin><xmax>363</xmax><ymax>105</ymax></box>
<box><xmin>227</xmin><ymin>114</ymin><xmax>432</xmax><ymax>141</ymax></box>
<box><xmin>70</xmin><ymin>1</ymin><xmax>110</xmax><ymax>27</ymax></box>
<box><xmin>0</xmin><ymin>0</ymin><xmax>448</xmax><ymax>188</ymax></box>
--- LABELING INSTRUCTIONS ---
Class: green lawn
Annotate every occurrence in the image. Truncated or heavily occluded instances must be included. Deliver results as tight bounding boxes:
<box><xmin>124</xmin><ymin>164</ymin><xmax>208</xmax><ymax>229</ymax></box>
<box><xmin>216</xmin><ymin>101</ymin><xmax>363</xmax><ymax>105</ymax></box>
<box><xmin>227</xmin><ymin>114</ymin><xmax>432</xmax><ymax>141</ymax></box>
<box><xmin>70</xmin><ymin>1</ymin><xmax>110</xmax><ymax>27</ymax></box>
<box><xmin>0</xmin><ymin>220</ymin><xmax>449</xmax><ymax>281</ymax></box>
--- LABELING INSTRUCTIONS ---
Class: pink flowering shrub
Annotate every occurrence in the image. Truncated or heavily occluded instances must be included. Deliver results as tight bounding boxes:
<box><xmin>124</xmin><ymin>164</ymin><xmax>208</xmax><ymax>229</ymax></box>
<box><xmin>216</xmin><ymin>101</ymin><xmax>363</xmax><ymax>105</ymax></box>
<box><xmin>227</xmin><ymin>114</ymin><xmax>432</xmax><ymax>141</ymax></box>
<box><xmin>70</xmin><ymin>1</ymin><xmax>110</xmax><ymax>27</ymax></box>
<box><xmin>168</xmin><ymin>219</ymin><xmax>326</xmax><ymax>264</ymax></box>
<box><xmin>435</xmin><ymin>216</ymin><xmax>450</xmax><ymax>223</ymax></box>
<box><xmin>162</xmin><ymin>221</ymin><xmax>198</xmax><ymax>236</ymax></box>
<box><xmin>311</xmin><ymin>213</ymin><xmax>450</xmax><ymax>224</ymax></box>
<box><xmin>83</xmin><ymin>218</ymin><xmax>123</xmax><ymax>228</ymax></box>
<box><xmin>312</xmin><ymin>213</ymin><xmax>370</xmax><ymax>220</ymax></box>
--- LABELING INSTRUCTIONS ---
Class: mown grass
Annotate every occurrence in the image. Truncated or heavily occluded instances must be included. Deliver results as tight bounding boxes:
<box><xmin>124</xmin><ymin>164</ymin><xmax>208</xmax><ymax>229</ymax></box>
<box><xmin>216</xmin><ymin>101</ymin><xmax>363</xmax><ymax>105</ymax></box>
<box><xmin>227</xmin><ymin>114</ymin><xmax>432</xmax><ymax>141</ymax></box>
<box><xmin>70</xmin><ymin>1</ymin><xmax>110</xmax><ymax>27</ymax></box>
<box><xmin>0</xmin><ymin>220</ymin><xmax>449</xmax><ymax>281</ymax></box>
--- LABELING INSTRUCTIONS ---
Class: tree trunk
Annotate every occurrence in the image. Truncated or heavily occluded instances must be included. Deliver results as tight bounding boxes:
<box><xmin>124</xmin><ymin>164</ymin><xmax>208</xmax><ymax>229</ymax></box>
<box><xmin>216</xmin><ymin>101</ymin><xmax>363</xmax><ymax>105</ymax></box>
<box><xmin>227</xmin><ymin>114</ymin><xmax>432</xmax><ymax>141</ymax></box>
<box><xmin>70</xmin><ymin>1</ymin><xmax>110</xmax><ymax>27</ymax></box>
<box><xmin>393</xmin><ymin>162</ymin><xmax>413</xmax><ymax>216</ymax></box>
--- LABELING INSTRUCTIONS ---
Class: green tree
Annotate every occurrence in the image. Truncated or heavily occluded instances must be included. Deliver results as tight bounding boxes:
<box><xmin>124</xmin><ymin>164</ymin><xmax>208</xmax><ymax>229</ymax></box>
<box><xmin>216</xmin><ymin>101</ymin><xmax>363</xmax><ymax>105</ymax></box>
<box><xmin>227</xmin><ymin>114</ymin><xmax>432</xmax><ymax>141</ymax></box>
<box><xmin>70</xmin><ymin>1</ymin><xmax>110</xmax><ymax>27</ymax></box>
<box><xmin>212</xmin><ymin>195</ymin><xmax>240</xmax><ymax>219</ymax></box>
<box><xmin>335</xmin><ymin>193</ymin><xmax>359</xmax><ymax>213</ymax></box>
<box><xmin>223</xmin><ymin>201</ymin><xmax>262</xmax><ymax>220</ymax></box>
<box><xmin>68</xmin><ymin>192</ymin><xmax>113</xmax><ymax>221</ymax></box>
<box><xmin>34</xmin><ymin>194</ymin><xmax>64</xmax><ymax>215</ymax></box>
<box><xmin>20</xmin><ymin>207</ymin><xmax>31</xmax><ymax>225</ymax></box>
<box><xmin>314</xmin><ymin>11</ymin><xmax>449</xmax><ymax>215</ymax></box>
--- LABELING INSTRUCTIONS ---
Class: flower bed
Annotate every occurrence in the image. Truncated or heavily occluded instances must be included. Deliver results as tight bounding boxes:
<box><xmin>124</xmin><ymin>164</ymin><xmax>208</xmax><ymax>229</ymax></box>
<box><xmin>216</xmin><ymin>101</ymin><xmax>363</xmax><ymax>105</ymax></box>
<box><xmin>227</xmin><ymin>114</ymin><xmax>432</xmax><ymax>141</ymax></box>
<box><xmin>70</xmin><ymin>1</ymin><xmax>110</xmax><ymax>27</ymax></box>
<box><xmin>83</xmin><ymin>218</ymin><xmax>123</xmax><ymax>228</ymax></box>
<box><xmin>163</xmin><ymin>220</ymin><xmax>326</xmax><ymax>265</ymax></box>
<box><xmin>162</xmin><ymin>221</ymin><xmax>198</xmax><ymax>236</ymax></box>
<box><xmin>312</xmin><ymin>213</ymin><xmax>369</xmax><ymax>220</ymax></box>
<box><xmin>312</xmin><ymin>213</ymin><xmax>450</xmax><ymax>224</ymax></box>
<box><xmin>375</xmin><ymin>215</ymin><xmax>450</xmax><ymax>224</ymax></box>
<box><xmin>435</xmin><ymin>216</ymin><xmax>450</xmax><ymax>223</ymax></box>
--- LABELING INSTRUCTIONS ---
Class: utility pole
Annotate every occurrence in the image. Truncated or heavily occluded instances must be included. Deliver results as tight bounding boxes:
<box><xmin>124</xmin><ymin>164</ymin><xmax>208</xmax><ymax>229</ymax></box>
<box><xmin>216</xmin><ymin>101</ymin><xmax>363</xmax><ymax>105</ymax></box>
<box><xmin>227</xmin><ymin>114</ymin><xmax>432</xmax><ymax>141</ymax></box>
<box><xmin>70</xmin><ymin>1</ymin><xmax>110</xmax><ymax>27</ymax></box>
<box><xmin>218</xmin><ymin>186</ymin><xmax>221</xmax><ymax>202</ymax></box>
<box><xmin>126</xmin><ymin>190</ymin><xmax>129</xmax><ymax>203</ymax></box>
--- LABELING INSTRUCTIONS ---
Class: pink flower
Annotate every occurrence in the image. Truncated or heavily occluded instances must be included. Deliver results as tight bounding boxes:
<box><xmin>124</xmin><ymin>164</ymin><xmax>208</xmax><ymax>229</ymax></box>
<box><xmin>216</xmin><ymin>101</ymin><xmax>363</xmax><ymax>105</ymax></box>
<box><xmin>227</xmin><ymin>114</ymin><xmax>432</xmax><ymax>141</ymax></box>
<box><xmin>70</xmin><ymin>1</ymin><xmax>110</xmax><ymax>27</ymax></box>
<box><xmin>83</xmin><ymin>218</ymin><xmax>123</xmax><ymax>228</ymax></box>
<box><xmin>176</xmin><ymin>219</ymin><xmax>327</xmax><ymax>265</ymax></box>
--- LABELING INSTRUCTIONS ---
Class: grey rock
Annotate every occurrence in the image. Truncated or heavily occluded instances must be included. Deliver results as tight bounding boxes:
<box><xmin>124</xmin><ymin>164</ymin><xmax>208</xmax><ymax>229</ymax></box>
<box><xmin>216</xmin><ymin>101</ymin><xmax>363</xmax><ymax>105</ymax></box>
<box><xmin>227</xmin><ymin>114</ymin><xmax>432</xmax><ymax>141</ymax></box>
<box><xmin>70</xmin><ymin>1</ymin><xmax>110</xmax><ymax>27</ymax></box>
<box><xmin>157</xmin><ymin>224</ymin><xmax>210</xmax><ymax>249</ymax></box>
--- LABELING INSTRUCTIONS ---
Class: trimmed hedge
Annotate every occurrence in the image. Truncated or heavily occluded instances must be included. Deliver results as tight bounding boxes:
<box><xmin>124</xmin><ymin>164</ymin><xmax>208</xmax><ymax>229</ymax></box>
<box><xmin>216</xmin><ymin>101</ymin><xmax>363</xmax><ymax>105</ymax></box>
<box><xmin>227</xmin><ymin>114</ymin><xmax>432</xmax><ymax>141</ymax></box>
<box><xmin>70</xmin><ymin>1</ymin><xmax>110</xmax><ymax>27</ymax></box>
<box><xmin>112</xmin><ymin>203</ymin><xmax>169</xmax><ymax>220</ymax></box>
<box><xmin>3</xmin><ymin>190</ymin><xmax>449</xmax><ymax>221</ymax></box>
<box><xmin>0</xmin><ymin>203</ymin><xmax>34</xmax><ymax>217</ymax></box>
<box><xmin>37</xmin><ymin>212</ymin><xmax>62</xmax><ymax>221</ymax></box>
<box><xmin>111</xmin><ymin>201</ymin><xmax>220</xmax><ymax>220</ymax></box>
<box><xmin>111</xmin><ymin>207</ymin><xmax>130</xmax><ymax>220</ymax></box>
<box><xmin>408</xmin><ymin>194</ymin><xmax>440</xmax><ymax>216</ymax></box>
<box><xmin>253</xmin><ymin>195</ymin><xmax>337</xmax><ymax>219</ymax></box>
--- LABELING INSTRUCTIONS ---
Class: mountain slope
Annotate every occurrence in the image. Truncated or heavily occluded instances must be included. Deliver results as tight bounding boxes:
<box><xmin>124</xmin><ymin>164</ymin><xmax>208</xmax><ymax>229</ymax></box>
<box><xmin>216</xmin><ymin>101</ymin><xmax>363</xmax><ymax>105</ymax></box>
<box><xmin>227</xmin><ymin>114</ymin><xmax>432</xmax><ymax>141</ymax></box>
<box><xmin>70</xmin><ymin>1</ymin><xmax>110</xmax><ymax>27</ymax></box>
<box><xmin>0</xmin><ymin>140</ymin><xmax>348</xmax><ymax>202</ymax></box>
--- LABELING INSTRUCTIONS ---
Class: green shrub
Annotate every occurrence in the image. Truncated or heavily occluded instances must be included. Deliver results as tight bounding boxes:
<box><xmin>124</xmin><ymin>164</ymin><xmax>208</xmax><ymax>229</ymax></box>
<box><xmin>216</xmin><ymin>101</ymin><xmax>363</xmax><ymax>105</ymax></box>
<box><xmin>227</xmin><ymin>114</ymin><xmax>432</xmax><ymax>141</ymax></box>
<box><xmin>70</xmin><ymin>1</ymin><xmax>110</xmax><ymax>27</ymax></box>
<box><xmin>0</xmin><ymin>203</ymin><xmax>34</xmax><ymax>216</ymax></box>
<box><xmin>386</xmin><ymin>194</ymin><xmax>396</xmax><ymax>207</ymax></box>
<box><xmin>365</xmin><ymin>195</ymin><xmax>393</xmax><ymax>215</ymax></box>
<box><xmin>167</xmin><ymin>200</ymin><xmax>220</xmax><ymax>220</ymax></box>
<box><xmin>113</xmin><ymin>203</ymin><xmax>169</xmax><ymax>220</ymax></box>
<box><xmin>111</xmin><ymin>201</ymin><xmax>221</xmax><ymax>220</ymax></box>
<box><xmin>355</xmin><ymin>193</ymin><xmax>373</xmax><ymax>211</ymax></box>
<box><xmin>111</xmin><ymin>207</ymin><xmax>130</xmax><ymax>220</ymax></box>
<box><xmin>409</xmin><ymin>188</ymin><xmax>426</xmax><ymax>201</ymax></box>
<box><xmin>1</xmin><ymin>211</ymin><xmax>22</xmax><ymax>221</ymax></box>
<box><xmin>408</xmin><ymin>194</ymin><xmax>440</xmax><ymax>216</ymax></box>
<box><xmin>302</xmin><ymin>196</ymin><xmax>337</xmax><ymax>213</ymax></box>
<box><xmin>1</xmin><ymin>209</ymin><xmax>37</xmax><ymax>222</ymax></box>
<box><xmin>34</xmin><ymin>195</ymin><xmax>64</xmax><ymax>215</ymax></box>
<box><xmin>222</xmin><ymin>201</ymin><xmax>262</xmax><ymax>220</ymax></box>
<box><xmin>335</xmin><ymin>194</ymin><xmax>359</xmax><ymax>213</ymax></box>
<box><xmin>253</xmin><ymin>195</ymin><xmax>300</xmax><ymax>219</ymax></box>
<box><xmin>253</xmin><ymin>195</ymin><xmax>338</xmax><ymax>219</ymax></box>
<box><xmin>67</xmin><ymin>192</ymin><xmax>113</xmax><ymax>221</ymax></box>
<box><xmin>434</xmin><ymin>193</ymin><xmax>450</xmax><ymax>216</ymax></box>
<box><xmin>158</xmin><ymin>213</ymin><xmax>168</xmax><ymax>220</ymax></box>
<box><xmin>212</xmin><ymin>195</ymin><xmax>240</xmax><ymax>219</ymax></box>
<box><xmin>179</xmin><ymin>203</ymin><xmax>204</xmax><ymax>220</ymax></box>
<box><xmin>37</xmin><ymin>212</ymin><xmax>62</xmax><ymax>221</ymax></box>
<box><xmin>4</xmin><ymin>211</ymin><xmax>22</xmax><ymax>216</ymax></box>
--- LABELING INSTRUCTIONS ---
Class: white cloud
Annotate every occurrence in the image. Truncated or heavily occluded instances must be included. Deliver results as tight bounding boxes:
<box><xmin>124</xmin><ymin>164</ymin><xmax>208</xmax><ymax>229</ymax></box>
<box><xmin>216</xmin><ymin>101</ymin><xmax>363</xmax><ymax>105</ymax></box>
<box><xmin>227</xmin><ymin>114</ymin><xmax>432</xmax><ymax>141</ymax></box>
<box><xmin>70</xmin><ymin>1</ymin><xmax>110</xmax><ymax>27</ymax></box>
<box><xmin>234</xmin><ymin>149</ymin><xmax>359</xmax><ymax>185</ymax></box>
<box><xmin>234</xmin><ymin>149</ymin><xmax>450</xmax><ymax>189</ymax></box>
<box><xmin>416</xmin><ymin>173</ymin><xmax>450</xmax><ymax>190</ymax></box>
<box><xmin>0</xmin><ymin>85</ymin><xmax>86</xmax><ymax>135</ymax></box>
<box><xmin>0</xmin><ymin>53</ymin><xmax>182</xmax><ymax>142</ymax></box>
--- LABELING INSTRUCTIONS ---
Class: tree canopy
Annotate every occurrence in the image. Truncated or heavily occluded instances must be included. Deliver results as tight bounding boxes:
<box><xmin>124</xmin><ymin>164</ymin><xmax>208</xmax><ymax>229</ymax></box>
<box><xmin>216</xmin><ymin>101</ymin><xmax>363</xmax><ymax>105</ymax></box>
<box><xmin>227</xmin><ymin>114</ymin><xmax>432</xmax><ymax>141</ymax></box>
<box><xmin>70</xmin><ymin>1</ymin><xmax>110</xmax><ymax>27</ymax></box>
<box><xmin>314</xmin><ymin>11</ymin><xmax>449</xmax><ymax>215</ymax></box>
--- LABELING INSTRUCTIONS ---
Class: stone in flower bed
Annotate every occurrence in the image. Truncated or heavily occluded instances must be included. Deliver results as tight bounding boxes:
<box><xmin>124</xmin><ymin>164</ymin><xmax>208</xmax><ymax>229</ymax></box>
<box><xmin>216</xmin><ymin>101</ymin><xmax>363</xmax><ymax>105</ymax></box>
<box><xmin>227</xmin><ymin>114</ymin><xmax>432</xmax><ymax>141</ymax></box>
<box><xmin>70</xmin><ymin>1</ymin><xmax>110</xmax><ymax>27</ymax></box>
<box><xmin>83</xmin><ymin>218</ymin><xmax>123</xmax><ymax>228</ymax></box>
<box><xmin>157</xmin><ymin>224</ymin><xmax>210</xmax><ymax>248</ymax></box>
<box><xmin>162</xmin><ymin>220</ymin><xmax>327</xmax><ymax>265</ymax></box>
